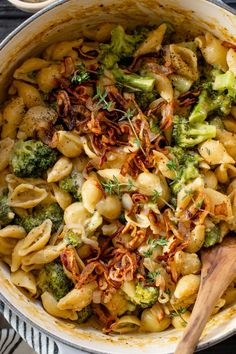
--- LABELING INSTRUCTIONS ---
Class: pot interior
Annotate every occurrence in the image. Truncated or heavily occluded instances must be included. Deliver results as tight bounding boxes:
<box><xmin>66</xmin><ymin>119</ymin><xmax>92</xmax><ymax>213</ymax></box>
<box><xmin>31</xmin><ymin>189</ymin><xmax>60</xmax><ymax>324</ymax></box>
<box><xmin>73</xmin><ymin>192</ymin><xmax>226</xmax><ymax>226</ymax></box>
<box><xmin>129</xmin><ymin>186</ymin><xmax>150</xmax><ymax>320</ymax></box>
<box><xmin>0</xmin><ymin>0</ymin><xmax>236</xmax><ymax>353</ymax></box>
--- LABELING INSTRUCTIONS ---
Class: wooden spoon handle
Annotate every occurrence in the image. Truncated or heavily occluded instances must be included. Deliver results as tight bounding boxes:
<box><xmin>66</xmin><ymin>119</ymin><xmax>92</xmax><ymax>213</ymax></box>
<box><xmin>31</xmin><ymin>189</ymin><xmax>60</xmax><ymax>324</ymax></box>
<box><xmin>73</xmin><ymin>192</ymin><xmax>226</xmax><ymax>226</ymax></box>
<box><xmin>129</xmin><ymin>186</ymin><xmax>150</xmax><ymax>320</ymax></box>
<box><xmin>175</xmin><ymin>241</ymin><xmax>236</xmax><ymax>354</ymax></box>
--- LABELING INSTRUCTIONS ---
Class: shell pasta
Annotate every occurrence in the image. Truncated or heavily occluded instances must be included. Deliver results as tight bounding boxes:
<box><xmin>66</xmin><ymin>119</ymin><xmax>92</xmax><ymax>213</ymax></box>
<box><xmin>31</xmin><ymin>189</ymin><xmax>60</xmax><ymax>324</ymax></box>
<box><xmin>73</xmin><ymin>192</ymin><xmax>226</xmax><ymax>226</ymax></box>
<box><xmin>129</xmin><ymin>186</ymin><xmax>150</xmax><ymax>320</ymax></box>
<box><xmin>0</xmin><ymin>23</ymin><xmax>236</xmax><ymax>334</ymax></box>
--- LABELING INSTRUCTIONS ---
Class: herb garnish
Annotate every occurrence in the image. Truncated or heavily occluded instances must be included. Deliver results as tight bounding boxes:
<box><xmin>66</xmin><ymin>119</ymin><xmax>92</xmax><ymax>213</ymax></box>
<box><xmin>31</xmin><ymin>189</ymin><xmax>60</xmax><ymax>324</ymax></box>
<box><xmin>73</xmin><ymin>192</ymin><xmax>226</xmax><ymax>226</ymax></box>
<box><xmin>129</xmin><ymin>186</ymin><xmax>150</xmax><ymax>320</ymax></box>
<box><xmin>146</xmin><ymin>271</ymin><xmax>160</xmax><ymax>283</ymax></box>
<box><xmin>170</xmin><ymin>307</ymin><xmax>187</xmax><ymax>318</ymax></box>
<box><xmin>71</xmin><ymin>64</ymin><xmax>90</xmax><ymax>85</ymax></box>
<box><xmin>102</xmin><ymin>176</ymin><xmax>134</xmax><ymax>197</ymax></box>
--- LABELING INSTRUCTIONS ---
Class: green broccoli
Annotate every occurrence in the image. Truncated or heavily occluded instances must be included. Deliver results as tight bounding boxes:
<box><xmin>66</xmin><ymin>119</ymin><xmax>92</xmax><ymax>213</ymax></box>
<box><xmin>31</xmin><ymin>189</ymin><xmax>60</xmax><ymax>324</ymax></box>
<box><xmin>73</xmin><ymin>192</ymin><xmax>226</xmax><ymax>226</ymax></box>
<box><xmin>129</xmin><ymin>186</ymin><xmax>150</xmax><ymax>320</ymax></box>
<box><xmin>134</xmin><ymin>282</ymin><xmax>159</xmax><ymax>308</ymax></box>
<box><xmin>204</xmin><ymin>225</ymin><xmax>221</xmax><ymax>248</ymax></box>
<box><xmin>189</xmin><ymin>90</ymin><xmax>232</xmax><ymax>124</ymax></box>
<box><xmin>213</xmin><ymin>70</ymin><xmax>236</xmax><ymax>99</ymax></box>
<box><xmin>16</xmin><ymin>203</ymin><xmax>63</xmax><ymax>233</ymax></box>
<box><xmin>99</xmin><ymin>25</ymin><xmax>147</xmax><ymax>69</ymax></box>
<box><xmin>121</xmin><ymin>281</ymin><xmax>158</xmax><ymax>308</ymax></box>
<box><xmin>112</xmin><ymin>67</ymin><xmax>155</xmax><ymax>92</ymax></box>
<box><xmin>38</xmin><ymin>261</ymin><xmax>73</xmax><ymax>301</ymax></box>
<box><xmin>173</xmin><ymin>115</ymin><xmax>216</xmax><ymax>148</ymax></box>
<box><xmin>59</xmin><ymin>172</ymin><xmax>81</xmax><ymax>200</ymax></box>
<box><xmin>65</xmin><ymin>230</ymin><xmax>82</xmax><ymax>247</ymax></box>
<box><xmin>0</xmin><ymin>194</ymin><xmax>14</xmax><ymax>226</ymax></box>
<box><xmin>76</xmin><ymin>305</ymin><xmax>93</xmax><ymax>324</ymax></box>
<box><xmin>10</xmin><ymin>140</ymin><xmax>58</xmax><ymax>178</ymax></box>
<box><xmin>170</xmin><ymin>152</ymin><xmax>200</xmax><ymax>194</ymax></box>
<box><xmin>135</xmin><ymin>91</ymin><xmax>159</xmax><ymax>110</ymax></box>
<box><xmin>209</xmin><ymin>116</ymin><xmax>224</xmax><ymax>130</ymax></box>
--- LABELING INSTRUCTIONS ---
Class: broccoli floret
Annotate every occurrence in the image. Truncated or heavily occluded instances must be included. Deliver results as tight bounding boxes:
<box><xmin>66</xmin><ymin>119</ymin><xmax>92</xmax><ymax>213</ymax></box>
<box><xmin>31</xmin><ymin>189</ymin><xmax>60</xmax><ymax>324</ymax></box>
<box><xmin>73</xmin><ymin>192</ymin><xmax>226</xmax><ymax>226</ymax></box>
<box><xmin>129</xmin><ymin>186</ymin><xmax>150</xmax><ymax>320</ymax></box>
<box><xmin>112</xmin><ymin>67</ymin><xmax>155</xmax><ymax>92</ymax></box>
<box><xmin>121</xmin><ymin>281</ymin><xmax>158</xmax><ymax>308</ymax></box>
<box><xmin>213</xmin><ymin>70</ymin><xmax>236</xmax><ymax>99</ymax></box>
<box><xmin>99</xmin><ymin>25</ymin><xmax>147</xmax><ymax>69</ymax></box>
<box><xmin>134</xmin><ymin>282</ymin><xmax>159</xmax><ymax>308</ymax></box>
<box><xmin>204</xmin><ymin>225</ymin><xmax>221</xmax><ymax>248</ymax></box>
<box><xmin>65</xmin><ymin>230</ymin><xmax>82</xmax><ymax>247</ymax></box>
<box><xmin>59</xmin><ymin>172</ymin><xmax>81</xmax><ymax>201</ymax></box>
<box><xmin>38</xmin><ymin>261</ymin><xmax>73</xmax><ymax>301</ymax></box>
<box><xmin>135</xmin><ymin>91</ymin><xmax>159</xmax><ymax>110</ymax></box>
<box><xmin>10</xmin><ymin>140</ymin><xmax>57</xmax><ymax>178</ymax></box>
<box><xmin>76</xmin><ymin>305</ymin><xmax>93</xmax><ymax>324</ymax></box>
<box><xmin>171</xmin><ymin>152</ymin><xmax>200</xmax><ymax>194</ymax></box>
<box><xmin>17</xmin><ymin>203</ymin><xmax>63</xmax><ymax>233</ymax></box>
<box><xmin>209</xmin><ymin>116</ymin><xmax>224</xmax><ymax>130</ymax></box>
<box><xmin>173</xmin><ymin>116</ymin><xmax>216</xmax><ymax>148</ymax></box>
<box><xmin>0</xmin><ymin>194</ymin><xmax>15</xmax><ymax>226</ymax></box>
<box><xmin>189</xmin><ymin>90</ymin><xmax>232</xmax><ymax>124</ymax></box>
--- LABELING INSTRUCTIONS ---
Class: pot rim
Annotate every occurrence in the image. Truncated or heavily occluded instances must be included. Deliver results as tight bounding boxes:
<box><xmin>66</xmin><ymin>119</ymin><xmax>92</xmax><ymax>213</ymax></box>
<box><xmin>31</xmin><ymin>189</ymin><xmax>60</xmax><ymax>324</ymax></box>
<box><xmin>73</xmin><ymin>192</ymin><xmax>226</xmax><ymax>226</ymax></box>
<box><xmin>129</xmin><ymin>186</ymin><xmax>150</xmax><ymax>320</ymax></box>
<box><xmin>1</xmin><ymin>291</ymin><xmax>235</xmax><ymax>353</ymax></box>
<box><xmin>0</xmin><ymin>0</ymin><xmax>236</xmax><ymax>352</ymax></box>
<box><xmin>1</xmin><ymin>0</ymin><xmax>236</xmax><ymax>52</ymax></box>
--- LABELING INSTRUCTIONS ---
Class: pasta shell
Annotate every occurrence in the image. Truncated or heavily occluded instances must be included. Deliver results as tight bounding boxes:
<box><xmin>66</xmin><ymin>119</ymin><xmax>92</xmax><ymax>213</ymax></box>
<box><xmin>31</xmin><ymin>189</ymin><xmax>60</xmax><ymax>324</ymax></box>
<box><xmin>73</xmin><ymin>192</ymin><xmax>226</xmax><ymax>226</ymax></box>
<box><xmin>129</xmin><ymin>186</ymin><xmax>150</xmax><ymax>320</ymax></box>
<box><xmin>134</xmin><ymin>24</ymin><xmax>167</xmax><ymax>57</ymax></box>
<box><xmin>13</xmin><ymin>80</ymin><xmax>44</xmax><ymax>109</ymax></box>
<box><xmin>204</xmin><ymin>188</ymin><xmax>233</xmax><ymax>221</ymax></box>
<box><xmin>64</xmin><ymin>202</ymin><xmax>91</xmax><ymax>226</ymax></box>
<box><xmin>0</xmin><ymin>138</ymin><xmax>14</xmax><ymax>172</ymax></box>
<box><xmin>51</xmin><ymin>183</ymin><xmax>72</xmax><ymax>210</ymax></box>
<box><xmin>47</xmin><ymin>157</ymin><xmax>73</xmax><ymax>183</ymax></box>
<box><xmin>57</xmin><ymin>282</ymin><xmax>97</xmax><ymax>311</ymax></box>
<box><xmin>141</xmin><ymin>305</ymin><xmax>171</xmax><ymax>332</ymax></box>
<box><xmin>217</xmin><ymin>129</ymin><xmax>236</xmax><ymax>160</ymax></box>
<box><xmin>110</xmin><ymin>315</ymin><xmax>141</xmax><ymax>333</ymax></box>
<box><xmin>153</xmin><ymin>150</ymin><xmax>176</xmax><ymax>179</ymax></box>
<box><xmin>198</xmin><ymin>140</ymin><xmax>235</xmax><ymax>165</ymax></box>
<box><xmin>21</xmin><ymin>241</ymin><xmax>66</xmax><ymax>266</ymax></box>
<box><xmin>173</xmin><ymin>274</ymin><xmax>200</xmax><ymax>301</ymax></box>
<box><xmin>41</xmin><ymin>292</ymin><xmax>78</xmax><ymax>320</ymax></box>
<box><xmin>54</xmin><ymin>131</ymin><xmax>83</xmax><ymax>158</ymax></box>
<box><xmin>36</xmin><ymin>64</ymin><xmax>62</xmax><ymax>93</ymax></box>
<box><xmin>11</xmin><ymin>270</ymin><xmax>37</xmax><ymax>295</ymax></box>
<box><xmin>14</xmin><ymin>58</ymin><xmax>50</xmax><ymax>84</ymax></box>
<box><xmin>81</xmin><ymin>177</ymin><xmax>103</xmax><ymax>213</ymax></box>
<box><xmin>18</xmin><ymin>105</ymin><xmax>58</xmax><ymax>140</ymax></box>
<box><xmin>195</xmin><ymin>33</ymin><xmax>228</xmax><ymax>71</ymax></box>
<box><xmin>169</xmin><ymin>44</ymin><xmax>199</xmax><ymax>81</ymax></box>
<box><xmin>43</xmin><ymin>39</ymin><xmax>83</xmax><ymax>61</ymax></box>
<box><xmin>18</xmin><ymin>219</ymin><xmax>52</xmax><ymax>256</ymax></box>
<box><xmin>1</xmin><ymin>97</ymin><xmax>25</xmax><ymax>139</ymax></box>
<box><xmin>215</xmin><ymin>163</ymin><xmax>236</xmax><ymax>184</ymax></box>
<box><xmin>11</xmin><ymin>239</ymin><xmax>25</xmax><ymax>272</ymax></box>
<box><xmin>226</xmin><ymin>49</ymin><xmax>236</xmax><ymax>76</ymax></box>
<box><xmin>8</xmin><ymin>183</ymin><xmax>48</xmax><ymax>209</ymax></box>
<box><xmin>0</xmin><ymin>237</ymin><xmax>18</xmax><ymax>256</ymax></box>
<box><xmin>0</xmin><ymin>225</ymin><xmax>26</xmax><ymax>239</ymax></box>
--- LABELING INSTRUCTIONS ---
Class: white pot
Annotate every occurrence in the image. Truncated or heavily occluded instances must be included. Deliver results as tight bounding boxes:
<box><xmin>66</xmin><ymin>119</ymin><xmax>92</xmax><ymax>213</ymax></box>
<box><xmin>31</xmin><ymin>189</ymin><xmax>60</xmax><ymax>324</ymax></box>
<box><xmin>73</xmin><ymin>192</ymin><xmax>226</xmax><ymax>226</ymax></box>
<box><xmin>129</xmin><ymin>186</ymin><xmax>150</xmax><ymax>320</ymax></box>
<box><xmin>0</xmin><ymin>1</ymin><xmax>236</xmax><ymax>353</ymax></box>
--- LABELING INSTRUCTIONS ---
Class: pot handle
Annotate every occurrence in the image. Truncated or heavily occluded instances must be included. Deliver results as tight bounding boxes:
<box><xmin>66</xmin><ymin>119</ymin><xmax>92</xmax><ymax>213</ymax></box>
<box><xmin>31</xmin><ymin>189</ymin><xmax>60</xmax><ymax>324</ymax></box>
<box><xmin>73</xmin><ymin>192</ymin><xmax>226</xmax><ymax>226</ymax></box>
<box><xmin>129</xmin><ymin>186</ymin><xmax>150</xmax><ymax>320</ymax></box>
<box><xmin>57</xmin><ymin>341</ymin><xmax>86</xmax><ymax>354</ymax></box>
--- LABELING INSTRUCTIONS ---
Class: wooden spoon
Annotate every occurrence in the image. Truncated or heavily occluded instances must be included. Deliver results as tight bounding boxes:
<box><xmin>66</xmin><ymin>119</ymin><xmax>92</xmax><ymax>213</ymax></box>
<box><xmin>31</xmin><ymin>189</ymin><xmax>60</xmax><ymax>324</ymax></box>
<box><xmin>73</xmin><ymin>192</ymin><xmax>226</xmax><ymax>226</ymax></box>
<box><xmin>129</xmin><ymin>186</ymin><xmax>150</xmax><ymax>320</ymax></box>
<box><xmin>174</xmin><ymin>236</ymin><xmax>236</xmax><ymax>354</ymax></box>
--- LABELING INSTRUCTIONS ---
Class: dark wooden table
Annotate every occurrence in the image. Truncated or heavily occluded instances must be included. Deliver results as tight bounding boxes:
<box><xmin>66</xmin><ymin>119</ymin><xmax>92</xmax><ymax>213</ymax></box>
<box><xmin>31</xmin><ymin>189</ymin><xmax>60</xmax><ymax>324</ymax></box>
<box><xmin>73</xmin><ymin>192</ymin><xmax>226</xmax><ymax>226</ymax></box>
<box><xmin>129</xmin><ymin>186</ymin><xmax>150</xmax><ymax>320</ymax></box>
<box><xmin>0</xmin><ymin>0</ymin><xmax>235</xmax><ymax>353</ymax></box>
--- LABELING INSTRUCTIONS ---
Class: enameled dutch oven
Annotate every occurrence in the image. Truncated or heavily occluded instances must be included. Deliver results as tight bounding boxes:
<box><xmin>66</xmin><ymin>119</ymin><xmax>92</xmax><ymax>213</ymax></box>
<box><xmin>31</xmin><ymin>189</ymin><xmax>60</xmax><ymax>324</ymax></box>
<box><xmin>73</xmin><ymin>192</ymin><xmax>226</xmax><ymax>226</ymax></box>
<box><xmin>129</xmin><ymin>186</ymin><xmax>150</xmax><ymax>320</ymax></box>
<box><xmin>0</xmin><ymin>1</ymin><xmax>236</xmax><ymax>353</ymax></box>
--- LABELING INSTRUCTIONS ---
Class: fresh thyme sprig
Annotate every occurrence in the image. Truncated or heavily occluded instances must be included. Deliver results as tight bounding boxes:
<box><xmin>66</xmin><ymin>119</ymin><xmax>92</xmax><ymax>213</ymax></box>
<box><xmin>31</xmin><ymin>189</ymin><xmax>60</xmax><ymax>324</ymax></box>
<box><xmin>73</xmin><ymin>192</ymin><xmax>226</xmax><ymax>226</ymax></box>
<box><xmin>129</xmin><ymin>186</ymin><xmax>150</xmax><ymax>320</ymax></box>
<box><xmin>167</xmin><ymin>158</ymin><xmax>178</xmax><ymax>172</ymax></box>
<box><xmin>151</xmin><ymin>189</ymin><xmax>175</xmax><ymax>211</ymax></box>
<box><xmin>146</xmin><ymin>271</ymin><xmax>160</xmax><ymax>283</ymax></box>
<box><xmin>115</xmin><ymin>107</ymin><xmax>146</xmax><ymax>155</ymax></box>
<box><xmin>170</xmin><ymin>307</ymin><xmax>187</xmax><ymax>318</ymax></box>
<box><xmin>151</xmin><ymin>190</ymin><xmax>161</xmax><ymax>203</ymax></box>
<box><xmin>102</xmin><ymin>176</ymin><xmax>135</xmax><ymax>197</ymax></box>
<box><xmin>170</xmin><ymin>305</ymin><xmax>188</xmax><ymax>327</ymax></box>
<box><xmin>143</xmin><ymin>237</ymin><xmax>168</xmax><ymax>257</ymax></box>
<box><xmin>93</xmin><ymin>87</ymin><xmax>146</xmax><ymax>154</ymax></box>
<box><xmin>148</xmin><ymin>237</ymin><xmax>168</xmax><ymax>247</ymax></box>
<box><xmin>93</xmin><ymin>86</ymin><xmax>113</xmax><ymax>110</ymax></box>
<box><xmin>71</xmin><ymin>64</ymin><xmax>90</xmax><ymax>85</ymax></box>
